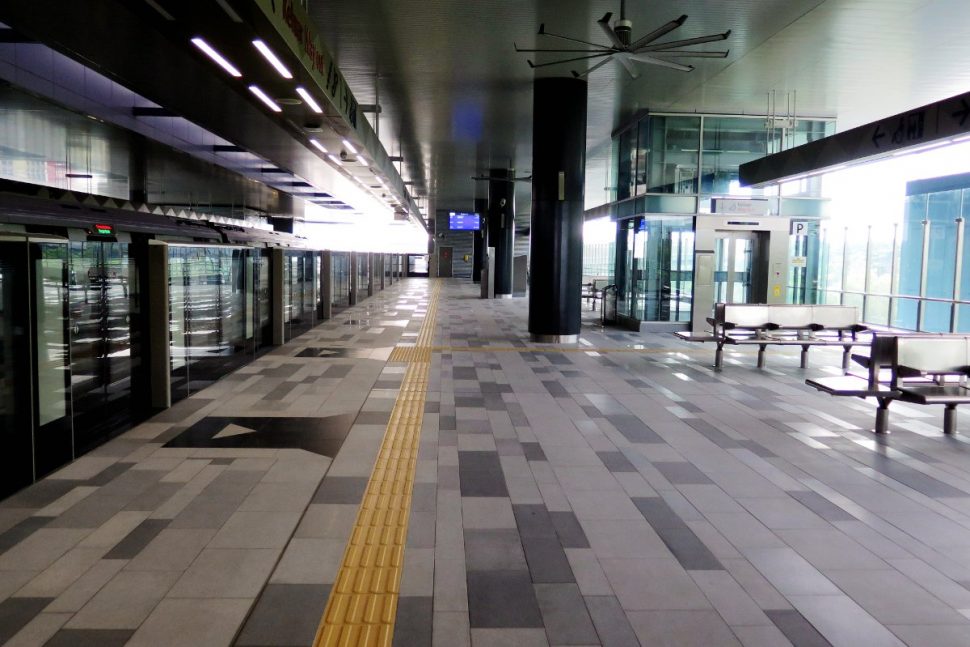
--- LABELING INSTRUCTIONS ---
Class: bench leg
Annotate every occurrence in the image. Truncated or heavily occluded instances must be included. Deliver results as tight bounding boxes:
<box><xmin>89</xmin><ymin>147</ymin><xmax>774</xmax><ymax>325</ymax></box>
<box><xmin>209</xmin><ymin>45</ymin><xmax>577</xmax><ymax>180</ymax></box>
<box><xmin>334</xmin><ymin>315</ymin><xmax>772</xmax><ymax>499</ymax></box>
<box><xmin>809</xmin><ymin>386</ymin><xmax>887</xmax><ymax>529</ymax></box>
<box><xmin>874</xmin><ymin>398</ymin><xmax>891</xmax><ymax>435</ymax></box>
<box><xmin>800</xmin><ymin>345</ymin><xmax>809</xmax><ymax>369</ymax></box>
<box><xmin>842</xmin><ymin>345</ymin><xmax>851</xmax><ymax>371</ymax></box>
<box><xmin>757</xmin><ymin>344</ymin><xmax>767</xmax><ymax>369</ymax></box>
<box><xmin>714</xmin><ymin>343</ymin><xmax>723</xmax><ymax>369</ymax></box>
<box><xmin>944</xmin><ymin>404</ymin><xmax>958</xmax><ymax>435</ymax></box>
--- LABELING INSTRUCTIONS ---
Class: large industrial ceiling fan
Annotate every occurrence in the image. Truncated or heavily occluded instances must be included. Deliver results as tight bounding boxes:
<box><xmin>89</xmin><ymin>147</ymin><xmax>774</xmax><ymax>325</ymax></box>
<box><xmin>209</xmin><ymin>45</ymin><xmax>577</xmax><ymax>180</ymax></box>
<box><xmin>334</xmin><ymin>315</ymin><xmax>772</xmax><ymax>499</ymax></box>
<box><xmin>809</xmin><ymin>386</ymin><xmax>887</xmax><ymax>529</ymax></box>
<box><xmin>515</xmin><ymin>0</ymin><xmax>730</xmax><ymax>79</ymax></box>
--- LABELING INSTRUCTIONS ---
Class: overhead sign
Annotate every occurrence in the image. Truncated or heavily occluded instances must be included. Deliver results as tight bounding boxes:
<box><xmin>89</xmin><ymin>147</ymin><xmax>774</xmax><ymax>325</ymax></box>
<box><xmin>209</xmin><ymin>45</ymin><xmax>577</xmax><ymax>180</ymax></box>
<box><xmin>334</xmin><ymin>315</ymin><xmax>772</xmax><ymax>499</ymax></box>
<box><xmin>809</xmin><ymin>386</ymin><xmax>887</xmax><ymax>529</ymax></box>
<box><xmin>91</xmin><ymin>223</ymin><xmax>114</xmax><ymax>236</ymax></box>
<box><xmin>740</xmin><ymin>89</ymin><xmax>970</xmax><ymax>187</ymax></box>
<box><xmin>712</xmin><ymin>198</ymin><xmax>769</xmax><ymax>216</ymax></box>
<box><xmin>253</xmin><ymin>0</ymin><xmax>358</xmax><ymax>130</ymax></box>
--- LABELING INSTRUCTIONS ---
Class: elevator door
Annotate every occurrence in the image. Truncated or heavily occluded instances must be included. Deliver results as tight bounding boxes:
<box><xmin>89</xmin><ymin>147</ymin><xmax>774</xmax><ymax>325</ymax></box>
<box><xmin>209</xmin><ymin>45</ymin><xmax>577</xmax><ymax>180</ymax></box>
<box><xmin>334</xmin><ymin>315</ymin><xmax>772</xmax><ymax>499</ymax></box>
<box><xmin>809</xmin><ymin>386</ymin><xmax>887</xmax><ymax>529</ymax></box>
<box><xmin>713</xmin><ymin>231</ymin><xmax>768</xmax><ymax>304</ymax></box>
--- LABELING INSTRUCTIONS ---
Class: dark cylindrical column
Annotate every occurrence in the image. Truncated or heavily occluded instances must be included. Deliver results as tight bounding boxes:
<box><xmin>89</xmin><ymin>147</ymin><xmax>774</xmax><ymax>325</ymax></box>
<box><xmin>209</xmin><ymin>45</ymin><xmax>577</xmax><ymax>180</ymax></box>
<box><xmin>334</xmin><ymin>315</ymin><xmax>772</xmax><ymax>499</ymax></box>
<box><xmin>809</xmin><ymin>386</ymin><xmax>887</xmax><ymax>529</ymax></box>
<box><xmin>528</xmin><ymin>77</ymin><xmax>587</xmax><ymax>342</ymax></box>
<box><xmin>472</xmin><ymin>197</ymin><xmax>487</xmax><ymax>283</ymax></box>
<box><xmin>487</xmin><ymin>169</ymin><xmax>514</xmax><ymax>296</ymax></box>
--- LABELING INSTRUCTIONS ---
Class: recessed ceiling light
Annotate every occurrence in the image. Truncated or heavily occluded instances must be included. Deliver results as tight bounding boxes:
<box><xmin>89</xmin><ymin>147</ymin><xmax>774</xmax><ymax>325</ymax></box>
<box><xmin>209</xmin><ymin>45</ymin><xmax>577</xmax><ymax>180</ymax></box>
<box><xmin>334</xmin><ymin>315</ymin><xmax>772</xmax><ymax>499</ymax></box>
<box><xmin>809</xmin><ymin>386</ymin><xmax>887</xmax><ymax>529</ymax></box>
<box><xmin>356</xmin><ymin>155</ymin><xmax>369</xmax><ymax>167</ymax></box>
<box><xmin>309</xmin><ymin>138</ymin><xmax>328</xmax><ymax>154</ymax></box>
<box><xmin>248</xmin><ymin>85</ymin><xmax>282</xmax><ymax>112</ymax></box>
<box><xmin>341</xmin><ymin>139</ymin><xmax>359</xmax><ymax>155</ymax></box>
<box><xmin>191</xmin><ymin>37</ymin><xmax>241</xmax><ymax>77</ymax></box>
<box><xmin>327</xmin><ymin>154</ymin><xmax>343</xmax><ymax>166</ymax></box>
<box><xmin>252</xmin><ymin>39</ymin><xmax>292</xmax><ymax>79</ymax></box>
<box><xmin>295</xmin><ymin>87</ymin><xmax>323</xmax><ymax>113</ymax></box>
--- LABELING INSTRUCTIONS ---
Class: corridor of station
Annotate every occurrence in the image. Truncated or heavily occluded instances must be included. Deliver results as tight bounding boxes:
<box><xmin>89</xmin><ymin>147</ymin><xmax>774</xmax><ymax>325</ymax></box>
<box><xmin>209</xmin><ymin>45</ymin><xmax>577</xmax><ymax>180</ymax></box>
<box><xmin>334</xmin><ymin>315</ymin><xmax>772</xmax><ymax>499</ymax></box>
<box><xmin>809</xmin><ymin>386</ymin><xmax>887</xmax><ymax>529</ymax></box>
<box><xmin>3</xmin><ymin>279</ymin><xmax>970</xmax><ymax>646</ymax></box>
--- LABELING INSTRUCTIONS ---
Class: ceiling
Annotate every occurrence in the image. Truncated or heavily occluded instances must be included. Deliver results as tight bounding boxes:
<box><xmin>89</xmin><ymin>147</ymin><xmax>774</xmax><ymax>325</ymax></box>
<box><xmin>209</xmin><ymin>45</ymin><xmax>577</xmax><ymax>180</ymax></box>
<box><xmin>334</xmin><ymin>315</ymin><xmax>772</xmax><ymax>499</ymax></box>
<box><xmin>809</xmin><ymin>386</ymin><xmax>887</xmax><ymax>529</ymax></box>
<box><xmin>307</xmin><ymin>0</ymin><xmax>970</xmax><ymax>213</ymax></box>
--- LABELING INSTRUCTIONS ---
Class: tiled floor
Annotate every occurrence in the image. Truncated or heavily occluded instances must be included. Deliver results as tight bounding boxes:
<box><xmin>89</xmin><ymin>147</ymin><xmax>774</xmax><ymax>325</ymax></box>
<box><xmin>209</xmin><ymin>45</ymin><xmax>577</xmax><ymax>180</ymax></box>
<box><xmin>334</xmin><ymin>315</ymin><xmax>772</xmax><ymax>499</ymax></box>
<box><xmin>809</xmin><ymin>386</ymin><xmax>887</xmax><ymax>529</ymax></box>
<box><xmin>5</xmin><ymin>279</ymin><xmax>970</xmax><ymax>646</ymax></box>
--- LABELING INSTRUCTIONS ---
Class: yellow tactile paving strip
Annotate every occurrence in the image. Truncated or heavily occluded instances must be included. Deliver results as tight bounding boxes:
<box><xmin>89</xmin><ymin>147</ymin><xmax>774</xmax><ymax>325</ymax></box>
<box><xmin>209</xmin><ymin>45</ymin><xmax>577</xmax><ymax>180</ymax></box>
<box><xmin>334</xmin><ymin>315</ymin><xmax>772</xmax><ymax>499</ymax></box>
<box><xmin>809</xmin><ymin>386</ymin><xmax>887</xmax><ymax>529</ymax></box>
<box><xmin>313</xmin><ymin>283</ymin><xmax>439</xmax><ymax>647</ymax></box>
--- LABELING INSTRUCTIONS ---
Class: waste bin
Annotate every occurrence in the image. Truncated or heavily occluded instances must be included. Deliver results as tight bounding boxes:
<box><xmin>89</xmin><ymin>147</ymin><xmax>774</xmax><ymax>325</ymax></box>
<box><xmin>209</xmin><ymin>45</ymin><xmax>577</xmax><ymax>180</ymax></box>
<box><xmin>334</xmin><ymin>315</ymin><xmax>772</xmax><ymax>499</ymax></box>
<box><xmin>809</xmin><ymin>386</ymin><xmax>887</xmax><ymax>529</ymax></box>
<box><xmin>601</xmin><ymin>284</ymin><xmax>617</xmax><ymax>325</ymax></box>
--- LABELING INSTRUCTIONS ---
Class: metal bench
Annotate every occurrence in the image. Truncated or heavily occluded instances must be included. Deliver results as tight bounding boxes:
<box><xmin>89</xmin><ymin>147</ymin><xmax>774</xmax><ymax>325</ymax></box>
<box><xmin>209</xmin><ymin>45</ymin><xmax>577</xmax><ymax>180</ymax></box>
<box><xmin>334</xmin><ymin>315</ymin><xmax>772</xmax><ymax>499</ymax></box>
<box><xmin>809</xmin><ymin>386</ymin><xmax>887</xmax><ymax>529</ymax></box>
<box><xmin>677</xmin><ymin>303</ymin><xmax>868</xmax><ymax>369</ymax></box>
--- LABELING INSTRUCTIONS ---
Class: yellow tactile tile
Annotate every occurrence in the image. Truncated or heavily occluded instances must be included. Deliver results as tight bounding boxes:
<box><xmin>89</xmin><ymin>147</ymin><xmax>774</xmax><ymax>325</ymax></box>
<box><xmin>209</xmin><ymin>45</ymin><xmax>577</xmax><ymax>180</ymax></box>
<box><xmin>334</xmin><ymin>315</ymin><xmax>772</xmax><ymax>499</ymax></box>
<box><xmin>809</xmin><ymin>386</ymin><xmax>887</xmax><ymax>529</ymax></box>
<box><xmin>314</xmin><ymin>283</ymin><xmax>440</xmax><ymax>647</ymax></box>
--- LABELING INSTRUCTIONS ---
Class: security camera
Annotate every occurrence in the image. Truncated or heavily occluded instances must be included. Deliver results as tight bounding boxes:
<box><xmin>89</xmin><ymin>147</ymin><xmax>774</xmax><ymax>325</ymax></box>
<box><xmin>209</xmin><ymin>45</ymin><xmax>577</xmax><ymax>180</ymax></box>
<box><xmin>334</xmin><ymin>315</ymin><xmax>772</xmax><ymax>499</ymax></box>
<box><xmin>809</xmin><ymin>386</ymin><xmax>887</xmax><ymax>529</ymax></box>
<box><xmin>340</xmin><ymin>150</ymin><xmax>349</xmax><ymax>161</ymax></box>
<box><xmin>500</xmin><ymin>198</ymin><xmax>507</xmax><ymax>207</ymax></box>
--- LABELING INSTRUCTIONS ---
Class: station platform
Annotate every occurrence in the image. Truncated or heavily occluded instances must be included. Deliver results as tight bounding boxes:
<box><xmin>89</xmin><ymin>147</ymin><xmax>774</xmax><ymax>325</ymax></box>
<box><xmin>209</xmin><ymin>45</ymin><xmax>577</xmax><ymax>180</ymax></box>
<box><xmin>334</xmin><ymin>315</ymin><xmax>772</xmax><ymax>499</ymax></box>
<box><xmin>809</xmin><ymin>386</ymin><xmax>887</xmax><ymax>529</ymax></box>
<box><xmin>3</xmin><ymin>279</ymin><xmax>970</xmax><ymax>647</ymax></box>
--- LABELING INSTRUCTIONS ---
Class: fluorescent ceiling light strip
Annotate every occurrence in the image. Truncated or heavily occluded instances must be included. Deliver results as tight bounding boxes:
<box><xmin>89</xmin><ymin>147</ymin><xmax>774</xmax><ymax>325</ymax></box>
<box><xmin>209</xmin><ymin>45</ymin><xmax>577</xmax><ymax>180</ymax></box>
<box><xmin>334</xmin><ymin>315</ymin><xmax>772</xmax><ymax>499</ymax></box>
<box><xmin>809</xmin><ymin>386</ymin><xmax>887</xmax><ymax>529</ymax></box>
<box><xmin>954</xmin><ymin>134</ymin><xmax>970</xmax><ymax>143</ymax></box>
<box><xmin>327</xmin><ymin>154</ymin><xmax>343</xmax><ymax>166</ymax></box>
<box><xmin>891</xmin><ymin>140</ymin><xmax>952</xmax><ymax>156</ymax></box>
<box><xmin>296</xmin><ymin>87</ymin><xmax>322</xmax><ymax>113</ymax></box>
<box><xmin>341</xmin><ymin>139</ymin><xmax>359</xmax><ymax>155</ymax></box>
<box><xmin>309</xmin><ymin>138</ymin><xmax>328</xmax><ymax>154</ymax></box>
<box><xmin>356</xmin><ymin>155</ymin><xmax>369</xmax><ymax>167</ymax></box>
<box><xmin>252</xmin><ymin>39</ymin><xmax>293</xmax><ymax>79</ymax></box>
<box><xmin>248</xmin><ymin>85</ymin><xmax>282</xmax><ymax>112</ymax></box>
<box><xmin>191</xmin><ymin>37</ymin><xmax>241</xmax><ymax>77</ymax></box>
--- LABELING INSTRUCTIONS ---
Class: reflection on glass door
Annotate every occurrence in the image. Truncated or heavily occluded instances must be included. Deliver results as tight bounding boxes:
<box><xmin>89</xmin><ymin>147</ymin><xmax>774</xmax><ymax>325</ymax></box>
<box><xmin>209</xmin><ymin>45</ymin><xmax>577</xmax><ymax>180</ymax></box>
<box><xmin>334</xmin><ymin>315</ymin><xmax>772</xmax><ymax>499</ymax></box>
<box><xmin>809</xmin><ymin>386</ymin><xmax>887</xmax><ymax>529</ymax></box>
<box><xmin>69</xmin><ymin>242</ymin><xmax>137</xmax><ymax>453</ymax></box>
<box><xmin>714</xmin><ymin>232</ymin><xmax>756</xmax><ymax>304</ymax></box>
<box><xmin>0</xmin><ymin>241</ymin><xmax>32</xmax><ymax>499</ymax></box>
<box><xmin>32</xmin><ymin>242</ymin><xmax>72</xmax><ymax>479</ymax></box>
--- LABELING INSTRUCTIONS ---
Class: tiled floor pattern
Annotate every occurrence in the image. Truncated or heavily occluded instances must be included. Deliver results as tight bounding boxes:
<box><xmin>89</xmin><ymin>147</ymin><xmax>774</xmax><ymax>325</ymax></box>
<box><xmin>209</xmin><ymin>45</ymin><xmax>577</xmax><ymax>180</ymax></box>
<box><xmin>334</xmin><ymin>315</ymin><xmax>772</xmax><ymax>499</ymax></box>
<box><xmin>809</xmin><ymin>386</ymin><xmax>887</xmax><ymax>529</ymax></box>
<box><xmin>5</xmin><ymin>279</ymin><xmax>970</xmax><ymax>646</ymax></box>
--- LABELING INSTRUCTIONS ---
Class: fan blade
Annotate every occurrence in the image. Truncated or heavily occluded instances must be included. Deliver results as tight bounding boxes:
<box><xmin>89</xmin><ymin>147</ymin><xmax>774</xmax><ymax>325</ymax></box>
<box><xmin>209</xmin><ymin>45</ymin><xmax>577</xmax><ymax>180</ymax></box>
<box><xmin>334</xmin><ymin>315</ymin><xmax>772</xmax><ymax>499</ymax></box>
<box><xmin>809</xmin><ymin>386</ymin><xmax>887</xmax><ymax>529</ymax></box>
<box><xmin>597</xmin><ymin>13</ymin><xmax>624</xmax><ymax>49</ymax></box>
<box><xmin>538</xmin><ymin>26</ymin><xmax>611</xmax><ymax>50</ymax></box>
<box><xmin>615</xmin><ymin>53</ymin><xmax>640</xmax><ymax>79</ymax></box>
<box><xmin>638</xmin><ymin>30</ymin><xmax>731</xmax><ymax>52</ymax></box>
<box><xmin>650</xmin><ymin>49</ymin><xmax>729</xmax><ymax>58</ymax></box>
<box><xmin>527</xmin><ymin>52</ymin><xmax>614</xmax><ymax>69</ymax></box>
<box><xmin>629</xmin><ymin>15</ymin><xmax>687</xmax><ymax>50</ymax></box>
<box><xmin>571</xmin><ymin>56</ymin><xmax>613</xmax><ymax>78</ymax></box>
<box><xmin>627</xmin><ymin>53</ymin><xmax>694</xmax><ymax>72</ymax></box>
<box><xmin>515</xmin><ymin>46</ymin><xmax>612</xmax><ymax>53</ymax></box>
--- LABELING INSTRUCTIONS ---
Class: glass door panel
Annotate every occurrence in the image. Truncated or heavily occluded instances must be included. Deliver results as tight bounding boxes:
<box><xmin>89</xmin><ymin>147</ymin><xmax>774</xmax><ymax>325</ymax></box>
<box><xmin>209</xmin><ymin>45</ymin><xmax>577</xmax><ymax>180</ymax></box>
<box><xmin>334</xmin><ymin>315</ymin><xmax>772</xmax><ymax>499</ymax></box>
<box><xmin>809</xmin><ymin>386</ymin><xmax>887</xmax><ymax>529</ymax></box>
<box><xmin>713</xmin><ymin>232</ymin><xmax>757</xmax><ymax>304</ymax></box>
<box><xmin>0</xmin><ymin>241</ymin><xmax>33</xmax><ymax>499</ymax></box>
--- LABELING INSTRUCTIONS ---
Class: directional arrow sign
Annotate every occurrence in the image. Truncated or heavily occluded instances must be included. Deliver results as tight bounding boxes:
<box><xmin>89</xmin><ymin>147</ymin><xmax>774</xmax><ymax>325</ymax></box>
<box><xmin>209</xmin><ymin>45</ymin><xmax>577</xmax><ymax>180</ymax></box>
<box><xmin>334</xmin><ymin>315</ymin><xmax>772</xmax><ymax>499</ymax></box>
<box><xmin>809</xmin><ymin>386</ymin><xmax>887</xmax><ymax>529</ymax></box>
<box><xmin>872</xmin><ymin>125</ymin><xmax>886</xmax><ymax>148</ymax></box>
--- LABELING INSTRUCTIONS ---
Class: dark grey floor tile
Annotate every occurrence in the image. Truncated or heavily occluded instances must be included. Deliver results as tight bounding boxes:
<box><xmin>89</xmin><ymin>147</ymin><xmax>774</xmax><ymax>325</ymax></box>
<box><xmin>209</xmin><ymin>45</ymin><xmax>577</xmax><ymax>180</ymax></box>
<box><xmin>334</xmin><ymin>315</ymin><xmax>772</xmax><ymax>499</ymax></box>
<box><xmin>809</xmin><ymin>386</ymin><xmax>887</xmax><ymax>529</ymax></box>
<box><xmin>606</xmin><ymin>415</ymin><xmax>662</xmax><ymax>443</ymax></box>
<box><xmin>466</xmin><ymin>570</ymin><xmax>544</xmax><ymax>628</ymax></box>
<box><xmin>0</xmin><ymin>480</ymin><xmax>79</xmax><ymax>510</ymax></box>
<box><xmin>424</xmin><ymin>401</ymin><xmax>441</xmax><ymax>414</ymax></box>
<box><xmin>465</xmin><ymin>529</ymin><xmax>529</xmax><ymax>571</ymax></box>
<box><xmin>453</xmin><ymin>366</ymin><xmax>478</xmax><ymax>380</ymax></box>
<box><xmin>495</xmin><ymin>439</ymin><xmax>525</xmax><ymax>457</ymax></box>
<box><xmin>534</xmin><ymin>583</ymin><xmax>598</xmax><ymax>645</ymax></box>
<box><xmin>313</xmin><ymin>476</ymin><xmax>369</xmax><ymax>504</ymax></box>
<box><xmin>87</xmin><ymin>462</ymin><xmax>133</xmax><ymax>486</ymax></box>
<box><xmin>124</xmin><ymin>482</ymin><xmax>183</xmax><ymax>512</ymax></box>
<box><xmin>655</xmin><ymin>527</ymin><xmax>723</xmax><ymax>571</ymax></box>
<box><xmin>459</xmin><ymin>452</ymin><xmax>503</xmax><ymax>472</ymax></box>
<box><xmin>325</xmin><ymin>364</ymin><xmax>353</xmax><ymax>379</ymax></box>
<box><xmin>522</xmin><ymin>536</ymin><xmax>575</xmax><ymax>583</ymax></box>
<box><xmin>392</xmin><ymin>596</ymin><xmax>432</xmax><ymax>647</ymax></box>
<box><xmin>684</xmin><ymin>418</ymin><xmax>741</xmax><ymax>449</ymax></box>
<box><xmin>521</xmin><ymin>443</ymin><xmax>547</xmax><ymax>462</ymax></box>
<box><xmin>633</xmin><ymin>497</ymin><xmax>690</xmax><ymax>530</ymax></box>
<box><xmin>857</xmin><ymin>454</ymin><xmax>969</xmax><ymax>498</ymax></box>
<box><xmin>546</xmin><ymin>354</ymin><xmax>573</xmax><ymax>366</ymax></box>
<box><xmin>455</xmin><ymin>395</ymin><xmax>486</xmax><ymax>408</ymax></box>
<box><xmin>264</xmin><ymin>382</ymin><xmax>296</xmax><ymax>401</ymax></box>
<box><xmin>458</xmin><ymin>420</ymin><xmax>493</xmax><ymax>434</ymax></box>
<box><xmin>542</xmin><ymin>381</ymin><xmax>570</xmax><ymax>398</ymax></box>
<box><xmin>0</xmin><ymin>516</ymin><xmax>49</xmax><ymax>552</ymax></box>
<box><xmin>481</xmin><ymin>383</ymin><xmax>513</xmax><ymax>395</ymax></box>
<box><xmin>513</xmin><ymin>505</ymin><xmax>557</xmax><ymax>539</ymax></box>
<box><xmin>43</xmin><ymin>629</ymin><xmax>134</xmax><ymax>647</ymax></box>
<box><xmin>0</xmin><ymin>597</ymin><xmax>52</xmax><ymax>644</ymax></box>
<box><xmin>103</xmin><ymin>518</ymin><xmax>170</xmax><ymax>559</ymax></box>
<box><xmin>597</xmin><ymin>451</ymin><xmax>637</xmax><ymax>473</ymax></box>
<box><xmin>507</xmin><ymin>404</ymin><xmax>529</xmax><ymax>427</ymax></box>
<box><xmin>737</xmin><ymin>440</ymin><xmax>777</xmax><ymax>458</ymax></box>
<box><xmin>788</xmin><ymin>491</ymin><xmax>855</xmax><ymax>522</ymax></box>
<box><xmin>585</xmin><ymin>595</ymin><xmax>640</xmax><ymax>647</ymax></box>
<box><xmin>652</xmin><ymin>461</ymin><xmax>714</xmax><ymax>485</ymax></box>
<box><xmin>356</xmin><ymin>410</ymin><xmax>392</xmax><ymax>425</ymax></box>
<box><xmin>580</xmin><ymin>405</ymin><xmax>602</xmax><ymax>418</ymax></box>
<box><xmin>236</xmin><ymin>583</ymin><xmax>330</xmax><ymax>647</ymax></box>
<box><xmin>440</xmin><ymin>415</ymin><xmax>458</xmax><ymax>431</ymax></box>
<box><xmin>459</xmin><ymin>469</ymin><xmax>509</xmax><ymax>497</ymax></box>
<box><xmin>766</xmin><ymin>609</ymin><xmax>833</xmax><ymax>647</ymax></box>
<box><xmin>549</xmin><ymin>511</ymin><xmax>590</xmax><ymax>548</ymax></box>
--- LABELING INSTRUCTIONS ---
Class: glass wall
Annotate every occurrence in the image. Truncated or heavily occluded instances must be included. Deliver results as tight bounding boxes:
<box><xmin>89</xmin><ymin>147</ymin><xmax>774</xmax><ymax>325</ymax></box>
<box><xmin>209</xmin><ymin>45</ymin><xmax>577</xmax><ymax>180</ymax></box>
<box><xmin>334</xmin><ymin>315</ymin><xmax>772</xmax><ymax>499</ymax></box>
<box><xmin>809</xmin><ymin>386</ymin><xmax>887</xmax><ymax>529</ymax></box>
<box><xmin>332</xmin><ymin>251</ymin><xmax>351</xmax><ymax>312</ymax></box>
<box><xmin>616</xmin><ymin>216</ymin><xmax>694</xmax><ymax>322</ymax></box>
<box><xmin>357</xmin><ymin>252</ymin><xmax>371</xmax><ymax>299</ymax></box>
<box><xmin>1</xmin><ymin>241</ymin><xmax>34</xmax><ymax>499</ymax></box>
<box><xmin>169</xmin><ymin>246</ymin><xmax>252</xmax><ymax>402</ymax></box>
<box><xmin>284</xmin><ymin>250</ymin><xmax>317</xmax><ymax>341</ymax></box>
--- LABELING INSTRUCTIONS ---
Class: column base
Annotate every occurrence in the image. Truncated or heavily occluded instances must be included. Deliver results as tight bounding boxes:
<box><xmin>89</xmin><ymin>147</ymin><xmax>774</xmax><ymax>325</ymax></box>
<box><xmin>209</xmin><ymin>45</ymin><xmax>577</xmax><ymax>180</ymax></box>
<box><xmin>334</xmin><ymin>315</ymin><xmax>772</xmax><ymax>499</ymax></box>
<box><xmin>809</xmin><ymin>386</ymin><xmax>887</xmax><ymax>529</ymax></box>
<box><xmin>530</xmin><ymin>333</ymin><xmax>579</xmax><ymax>343</ymax></box>
<box><xmin>496</xmin><ymin>293</ymin><xmax>516</xmax><ymax>299</ymax></box>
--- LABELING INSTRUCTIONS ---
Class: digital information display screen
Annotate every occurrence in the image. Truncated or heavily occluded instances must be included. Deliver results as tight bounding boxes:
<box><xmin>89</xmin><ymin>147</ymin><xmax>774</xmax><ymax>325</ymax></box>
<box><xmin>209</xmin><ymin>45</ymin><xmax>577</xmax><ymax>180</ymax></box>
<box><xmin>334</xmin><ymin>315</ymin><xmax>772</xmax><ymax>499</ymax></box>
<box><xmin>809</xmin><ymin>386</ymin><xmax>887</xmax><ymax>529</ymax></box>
<box><xmin>449</xmin><ymin>212</ymin><xmax>480</xmax><ymax>231</ymax></box>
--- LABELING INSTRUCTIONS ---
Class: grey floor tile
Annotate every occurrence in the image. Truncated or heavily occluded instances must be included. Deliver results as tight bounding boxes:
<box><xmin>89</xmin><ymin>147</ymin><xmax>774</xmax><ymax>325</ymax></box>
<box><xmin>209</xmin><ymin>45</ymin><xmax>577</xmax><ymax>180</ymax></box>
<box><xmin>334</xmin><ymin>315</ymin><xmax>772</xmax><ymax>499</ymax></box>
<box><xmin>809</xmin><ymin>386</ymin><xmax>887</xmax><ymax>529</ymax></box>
<box><xmin>596</xmin><ymin>451</ymin><xmax>637</xmax><ymax>473</ymax></box>
<box><xmin>652</xmin><ymin>462</ymin><xmax>714</xmax><ymax>485</ymax></box>
<box><xmin>466</xmin><ymin>570</ymin><xmax>544</xmax><ymax>628</ymax></box>
<box><xmin>627</xmin><ymin>609</ymin><xmax>741</xmax><ymax>647</ymax></box>
<box><xmin>533</xmin><ymin>583</ymin><xmax>598</xmax><ymax>645</ymax></box>
<box><xmin>656</xmin><ymin>526</ymin><xmax>724</xmax><ymax>571</ymax></box>
<box><xmin>392</xmin><ymin>596</ymin><xmax>433</xmax><ymax>647</ymax></box>
<box><xmin>464</xmin><ymin>529</ymin><xmax>528</xmax><ymax>571</ymax></box>
<box><xmin>521</xmin><ymin>535</ymin><xmax>576</xmax><ymax>583</ymax></box>
<box><xmin>513</xmin><ymin>505</ymin><xmax>558</xmax><ymax>539</ymax></box>
<box><xmin>235</xmin><ymin>583</ymin><xmax>329</xmax><ymax>647</ymax></box>
<box><xmin>549</xmin><ymin>511</ymin><xmax>590</xmax><ymax>549</ymax></box>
